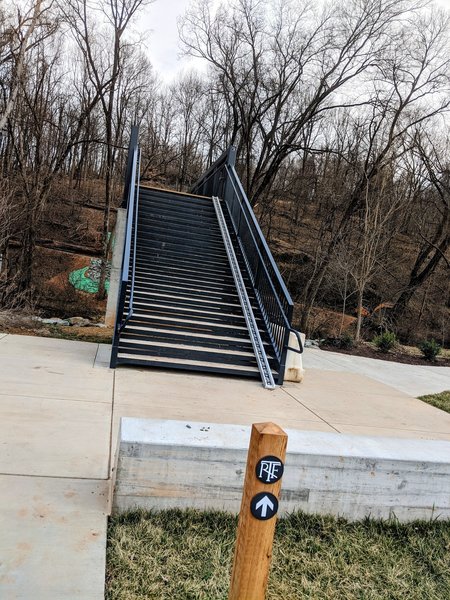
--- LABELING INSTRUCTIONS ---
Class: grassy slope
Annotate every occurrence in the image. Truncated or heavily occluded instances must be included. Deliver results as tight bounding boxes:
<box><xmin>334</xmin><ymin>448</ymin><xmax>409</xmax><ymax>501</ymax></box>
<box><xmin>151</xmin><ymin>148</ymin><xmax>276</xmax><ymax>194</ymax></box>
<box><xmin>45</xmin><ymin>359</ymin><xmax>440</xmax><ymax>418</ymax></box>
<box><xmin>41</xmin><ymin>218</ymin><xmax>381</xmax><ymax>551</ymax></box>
<box><xmin>419</xmin><ymin>391</ymin><xmax>450</xmax><ymax>415</ymax></box>
<box><xmin>106</xmin><ymin>509</ymin><xmax>450</xmax><ymax>600</ymax></box>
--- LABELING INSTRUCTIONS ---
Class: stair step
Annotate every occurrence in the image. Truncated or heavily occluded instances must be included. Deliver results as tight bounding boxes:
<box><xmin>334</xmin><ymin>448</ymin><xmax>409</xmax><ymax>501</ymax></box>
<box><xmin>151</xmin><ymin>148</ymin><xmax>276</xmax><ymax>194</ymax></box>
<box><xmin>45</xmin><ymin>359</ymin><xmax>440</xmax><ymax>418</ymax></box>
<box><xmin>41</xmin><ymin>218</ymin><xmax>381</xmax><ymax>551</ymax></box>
<box><xmin>129</xmin><ymin>305</ymin><xmax>247</xmax><ymax>327</ymax></box>
<box><xmin>136</xmin><ymin>245</ymin><xmax>229</xmax><ymax>271</ymax></box>
<box><xmin>137</xmin><ymin>220</ymin><xmax>223</xmax><ymax>243</ymax></box>
<box><xmin>134</xmin><ymin>258</ymin><xmax>234</xmax><ymax>279</ymax></box>
<box><xmin>117</xmin><ymin>340</ymin><xmax>259</xmax><ymax>367</ymax></box>
<box><xmin>132</xmin><ymin>268</ymin><xmax>237</xmax><ymax>288</ymax></box>
<box><xmin>126</xmin><ymin>316</ymin><xmax>251</xmax><ymax>339</ymax></box>
<box><xmin>138</xmin><ymin>236</ymin><xmax>224</xmax><ymax>254</ymax></box>
<box><xmin>128</xmin><ymin>290</ymin><xmax>242</xmax><ymax>312</ymax></box>
<box><xmin>118</xmin><ymin>339</ymin><xmax>258</xmax><ymax>363</ymax></box>
<box><xmin>138</xmin><ymin>214</ymin><xmax>218</xmax><ymax>235</ymax></box>
<box><xmin>130</xmin><ymin>279</ymin><xmax>242</xmax><ymax>301</ymax></box>
<box><xmin>116</xmin><ymin>354</ymin><xmax>260</xmax><ymax>378</ymax></box>
<box><xmin>139</xmin><ymin>203</ymin><xmax>215</xmax><ymax>218</ymax></box>
<box><xmin>120</xmin><ymin>328</ymin><xmax>265</xmax><ymax>353</ymax></box>
<box><xmin>132</xmin><ymin>273</ymin><xmax>240</xmax><ymax>295</ymax></box>
<box><xmin>139</xmin><ymin>188</ymin><xmax>214</xmax><ymax>208</ymax></box>
<box><xmin>117</xmin><ymin>338</ymin><xmax>276</xmax><ymax>368</ymax></box>
<box><xmin>125</xmin><ymin>298</ymin><xmax>246</xmax><ymax>321</ymax></box>
<box><xmin>134</xmin><ymin>250</ymin><xmax>249</xmax><ymax>276</ymax></box>
<box><xmin>112</xmin><ymin>185</ymin><xmax>278</xmax><ymax>382</ymax></box>
<box><xmin>126</xmin><ymin>295</ymin><xmax>265</xmax><ymax>325</ymax></box>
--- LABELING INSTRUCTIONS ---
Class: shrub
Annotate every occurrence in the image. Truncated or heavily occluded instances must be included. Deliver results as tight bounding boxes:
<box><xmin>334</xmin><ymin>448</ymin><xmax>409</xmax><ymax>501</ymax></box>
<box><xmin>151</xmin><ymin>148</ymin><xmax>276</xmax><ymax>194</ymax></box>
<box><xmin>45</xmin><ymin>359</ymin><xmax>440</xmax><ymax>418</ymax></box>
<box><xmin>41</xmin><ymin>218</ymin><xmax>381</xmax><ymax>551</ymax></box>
<box><xmin>418</xmin><ymin>339</ymin><xmax>441</xmax><ymax>362</ymax></box>
<box><xmin>339</xmin><ymin>333</ymin><xmax>355</xmax><ymax>349</ymax></box>
<box><xmin>323</xmin><ymin>334</ymin><xmax>355</xmax><ymax>350</ymax></box>
<box><xmin>373</xmin><ymin>331</ymin><xmax>397</xmax><ymax>353</ymax></box>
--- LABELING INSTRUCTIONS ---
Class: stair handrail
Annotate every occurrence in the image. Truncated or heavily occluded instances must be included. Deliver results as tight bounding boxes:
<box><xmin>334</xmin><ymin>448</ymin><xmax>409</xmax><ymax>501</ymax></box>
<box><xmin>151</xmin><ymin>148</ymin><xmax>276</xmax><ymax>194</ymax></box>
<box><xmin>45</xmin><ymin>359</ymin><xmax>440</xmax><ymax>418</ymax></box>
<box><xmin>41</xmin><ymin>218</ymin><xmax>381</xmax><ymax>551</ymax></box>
<box><xmin>223</xmin><ymin>164</ymin><xmax>291</xmax><ymax>314</ymax></box>
<box><xmin>192</xmin><ymin>148</ymin><xmax>293</xmax><ymax>302</ymax></box>
<box><xmin>121</xmin><ymin>147</ymin><xmax>141</xmax><ymax>329</ymax></box>
<box><xmin>191</xmin><ymin>147</ymin><xmax>299</xmax><ymax>384</ymax></box>
<box><xmin>110</xmin><ymin>126</ymin><xmax>140</xmax><ymax>367</ymax></box>
<box><xmin>121</xmin><ymin>144</ymin><xmax>139</xmax><ymax>286</ymax></box>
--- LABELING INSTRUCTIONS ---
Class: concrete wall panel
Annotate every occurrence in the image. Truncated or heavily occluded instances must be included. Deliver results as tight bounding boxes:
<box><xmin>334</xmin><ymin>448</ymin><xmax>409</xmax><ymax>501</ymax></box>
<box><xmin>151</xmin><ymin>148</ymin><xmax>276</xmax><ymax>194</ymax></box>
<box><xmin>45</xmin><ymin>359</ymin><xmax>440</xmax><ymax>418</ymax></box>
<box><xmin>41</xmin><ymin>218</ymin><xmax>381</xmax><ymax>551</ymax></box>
<box><xmin>113</xmin><ymin>418</ymin><xmax>450</xmax><ymax>521</ymax></box>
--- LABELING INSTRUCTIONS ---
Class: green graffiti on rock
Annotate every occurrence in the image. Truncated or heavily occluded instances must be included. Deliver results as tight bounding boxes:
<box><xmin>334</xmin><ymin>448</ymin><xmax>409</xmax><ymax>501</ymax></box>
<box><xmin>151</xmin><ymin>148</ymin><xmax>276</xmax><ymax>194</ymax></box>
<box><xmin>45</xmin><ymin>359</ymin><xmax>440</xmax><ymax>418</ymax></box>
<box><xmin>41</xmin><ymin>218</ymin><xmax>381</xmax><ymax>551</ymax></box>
<box><xmin>69</xmin><ymin>259</ymin><xmax>110</xmax><ymax>294</ymax></box>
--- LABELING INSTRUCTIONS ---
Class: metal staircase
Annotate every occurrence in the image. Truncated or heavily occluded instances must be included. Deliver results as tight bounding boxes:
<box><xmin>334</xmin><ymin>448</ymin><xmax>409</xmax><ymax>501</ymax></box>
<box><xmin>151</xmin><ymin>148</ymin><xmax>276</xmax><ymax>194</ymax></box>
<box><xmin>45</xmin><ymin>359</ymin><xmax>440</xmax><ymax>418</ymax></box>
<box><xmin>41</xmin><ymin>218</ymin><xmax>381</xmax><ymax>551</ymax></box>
<box><xmin>110</xmin><ymin>127</ymin><xmax>302</xmax><ymax>386</ymax></box>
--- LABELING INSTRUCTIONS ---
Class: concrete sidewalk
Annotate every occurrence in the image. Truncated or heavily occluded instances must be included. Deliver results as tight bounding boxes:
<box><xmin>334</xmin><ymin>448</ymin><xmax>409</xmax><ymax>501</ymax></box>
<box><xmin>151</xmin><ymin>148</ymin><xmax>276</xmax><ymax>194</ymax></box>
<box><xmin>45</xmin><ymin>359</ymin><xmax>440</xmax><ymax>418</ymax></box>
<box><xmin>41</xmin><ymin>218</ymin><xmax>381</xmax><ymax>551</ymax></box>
<box><xmin>1</xmin><ymin>333</ymin><xmax>450</xmax><ymax>598</ymax></box>
<box><xmin>0</xmin><ymin>335</ymin><xmax>113</xmax><ymax>599</ymax></box>
<box><xmin>304</xmin><ymin>346</ymin><xmax>450</xmax><ymax>397</ymax></box>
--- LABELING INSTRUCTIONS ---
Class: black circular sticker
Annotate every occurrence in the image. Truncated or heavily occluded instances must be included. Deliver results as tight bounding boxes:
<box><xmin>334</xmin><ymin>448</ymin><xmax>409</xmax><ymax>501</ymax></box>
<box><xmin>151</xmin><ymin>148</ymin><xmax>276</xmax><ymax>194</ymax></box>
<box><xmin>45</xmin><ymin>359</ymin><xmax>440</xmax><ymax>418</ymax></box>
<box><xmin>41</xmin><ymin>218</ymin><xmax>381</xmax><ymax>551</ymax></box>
<box><xmin>255</xmin><ymin>455</ymin><xmax>284</xmax><ymax>484</ymax></box>
<box><xmin>250</xmin><ymin>492</ymin><xmax>279</xmax><ymax>520</ymax></box>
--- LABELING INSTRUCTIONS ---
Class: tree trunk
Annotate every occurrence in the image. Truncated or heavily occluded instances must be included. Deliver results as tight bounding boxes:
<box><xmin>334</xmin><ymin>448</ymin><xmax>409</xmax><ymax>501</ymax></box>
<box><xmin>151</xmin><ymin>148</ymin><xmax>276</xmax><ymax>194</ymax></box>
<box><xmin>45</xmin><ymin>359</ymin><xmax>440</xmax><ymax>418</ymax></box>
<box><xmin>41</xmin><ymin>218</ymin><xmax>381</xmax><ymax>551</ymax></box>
<box><xmin>354</xmin><ymin>287</ymin><xmax>365</xmax><ymax>343</ymax></box>
<box><xmin>393</xmin><ymin>235</ymin><xmax>450</xmax><ymax>321</ymax></box>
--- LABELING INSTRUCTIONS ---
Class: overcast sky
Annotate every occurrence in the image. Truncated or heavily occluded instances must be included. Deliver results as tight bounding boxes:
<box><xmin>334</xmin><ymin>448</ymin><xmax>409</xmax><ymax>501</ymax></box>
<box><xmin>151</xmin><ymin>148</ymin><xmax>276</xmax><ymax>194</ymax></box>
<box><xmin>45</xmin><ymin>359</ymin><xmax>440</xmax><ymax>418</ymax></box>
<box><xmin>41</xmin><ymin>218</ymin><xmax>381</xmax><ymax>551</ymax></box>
<box><xmin>138</xmin><ymin>0</ymin><xmax>203</xmax><ymax>83</ymax></box>
<box><xmin>139</xmin><ymin>0</ymin><xmax>450</xmax><ymax>84</ymax></box>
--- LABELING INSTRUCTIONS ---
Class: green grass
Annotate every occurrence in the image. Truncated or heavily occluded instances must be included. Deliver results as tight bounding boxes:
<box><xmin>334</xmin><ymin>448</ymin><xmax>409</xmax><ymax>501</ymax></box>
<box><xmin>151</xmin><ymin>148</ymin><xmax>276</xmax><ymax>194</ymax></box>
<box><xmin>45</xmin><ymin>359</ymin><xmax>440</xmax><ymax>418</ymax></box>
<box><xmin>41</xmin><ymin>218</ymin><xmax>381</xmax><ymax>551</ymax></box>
<box><xmin>419</xmin><ymin>391</ymin><xmax>450</xmax><ymax>414</ymax></box>
<box><xmin>106</xmin><ymin>509</ymin><xmax>450</xmax><ymax>600</ymax></box>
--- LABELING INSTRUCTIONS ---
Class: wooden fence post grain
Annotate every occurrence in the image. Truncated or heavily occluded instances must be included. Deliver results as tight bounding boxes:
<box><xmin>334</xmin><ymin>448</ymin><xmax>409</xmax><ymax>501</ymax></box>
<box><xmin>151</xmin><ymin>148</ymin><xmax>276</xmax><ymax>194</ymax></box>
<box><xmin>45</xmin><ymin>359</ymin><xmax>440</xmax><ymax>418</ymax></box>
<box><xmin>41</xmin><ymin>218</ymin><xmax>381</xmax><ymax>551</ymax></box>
<box><xmin>228</xmin><ymin>422</ymin><xmax>288</xmax><ymax>600</ymax></box>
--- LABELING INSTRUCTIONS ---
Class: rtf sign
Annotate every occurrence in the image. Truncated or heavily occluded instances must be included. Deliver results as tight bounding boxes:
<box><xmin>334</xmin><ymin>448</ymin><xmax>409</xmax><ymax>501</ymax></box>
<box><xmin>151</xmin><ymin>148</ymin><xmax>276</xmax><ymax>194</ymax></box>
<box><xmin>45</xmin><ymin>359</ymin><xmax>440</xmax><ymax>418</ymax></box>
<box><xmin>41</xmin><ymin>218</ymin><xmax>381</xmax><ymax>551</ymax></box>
<box><xmin>255</xmin><ymin>455</ymin><xmax>284</xmax><ymax>484</ymax></box>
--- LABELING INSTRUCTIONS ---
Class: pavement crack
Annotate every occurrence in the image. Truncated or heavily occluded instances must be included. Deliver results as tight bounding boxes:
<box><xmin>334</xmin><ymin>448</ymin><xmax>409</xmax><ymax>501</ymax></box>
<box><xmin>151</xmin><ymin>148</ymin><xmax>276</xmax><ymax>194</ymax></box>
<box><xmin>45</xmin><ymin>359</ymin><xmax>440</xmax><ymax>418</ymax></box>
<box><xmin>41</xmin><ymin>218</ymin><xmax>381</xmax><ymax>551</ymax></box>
<box><xmin>280</xmin><ymin>387</ymin><xmax>341</xmax><ymax>433</ymax></box>
<box><xmin>107</xmin><ymin>370</ymin><xmax>116</xmax><ymax>476</ymax></box>
<box><xmin>92</xmin><ymin>343</ymin><xmax>100</xmax><ymax>368</ymax></box>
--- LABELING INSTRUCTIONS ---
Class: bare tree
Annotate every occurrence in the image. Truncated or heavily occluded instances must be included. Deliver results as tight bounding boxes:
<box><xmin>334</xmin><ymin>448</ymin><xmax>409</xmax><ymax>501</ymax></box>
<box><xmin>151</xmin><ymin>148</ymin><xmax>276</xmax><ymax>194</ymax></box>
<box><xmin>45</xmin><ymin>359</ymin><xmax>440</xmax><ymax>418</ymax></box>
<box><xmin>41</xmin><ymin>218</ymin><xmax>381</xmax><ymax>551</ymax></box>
<box><xmin>0</xmin><ymin>6</ymin><xmax>108</xmax><ymax>302</ymax></box>
<box><xmin>297</xmin><ymin>6</ymin><xmax>450</xmax><ymax>332</ymax></box>
<box><xmin>180</xmin><ymin>0</ymin><xmax>429</xmax><ymax>205</ymax></box>
<box><xmin>172</xmin><ymin>73</ymin><xmax>205</xmax><ymax>189</ymax></box>
<box><xmin>0</xmin><ymin>1</ymin><xmax>56</xmax><ymax>131</ymax></box>
<box><xmin>393</xmin><ymin>130</ymin><xmax>450</xmax><ymax>319</ymax></box>
<box><xmin>61</xmin><ymin>0</ymin><xmax>152</xmax><ymax>298</ymax></box>
<box><xmin>347</xmin><ymin>168</ymin><xmax>406</xmax><ymax>340</ymax></box>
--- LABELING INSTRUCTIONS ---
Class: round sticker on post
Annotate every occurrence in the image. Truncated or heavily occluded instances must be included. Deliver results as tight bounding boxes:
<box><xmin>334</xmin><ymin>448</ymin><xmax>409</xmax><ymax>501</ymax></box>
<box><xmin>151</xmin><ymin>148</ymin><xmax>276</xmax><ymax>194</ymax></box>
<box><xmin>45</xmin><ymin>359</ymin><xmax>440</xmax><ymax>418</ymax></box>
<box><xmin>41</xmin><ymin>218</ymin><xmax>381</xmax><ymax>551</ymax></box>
<box><xmin>255</xmin><ymin>455</ymin><xmax>284</xmax><ymax>484</ymax></box>
<box><xmin>250</xmin><ymin>492</ymin><xmax>279</xmax><ymax>520</ymax></box>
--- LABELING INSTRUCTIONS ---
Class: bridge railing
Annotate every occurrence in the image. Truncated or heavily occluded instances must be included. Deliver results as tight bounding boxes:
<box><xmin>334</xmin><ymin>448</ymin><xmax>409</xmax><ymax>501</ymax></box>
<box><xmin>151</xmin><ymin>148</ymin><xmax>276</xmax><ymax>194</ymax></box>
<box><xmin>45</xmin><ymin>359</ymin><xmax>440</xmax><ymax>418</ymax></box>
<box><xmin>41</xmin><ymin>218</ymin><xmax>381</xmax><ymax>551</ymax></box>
<box><xmin>110</xmin><ymin>125</ymin><xmax>140</xmax><ymax>367</ymax></box>
<box><xmin>191</xmin><ymin>147</ymin><xmax>302</xmax><ymax>384</ymax></box>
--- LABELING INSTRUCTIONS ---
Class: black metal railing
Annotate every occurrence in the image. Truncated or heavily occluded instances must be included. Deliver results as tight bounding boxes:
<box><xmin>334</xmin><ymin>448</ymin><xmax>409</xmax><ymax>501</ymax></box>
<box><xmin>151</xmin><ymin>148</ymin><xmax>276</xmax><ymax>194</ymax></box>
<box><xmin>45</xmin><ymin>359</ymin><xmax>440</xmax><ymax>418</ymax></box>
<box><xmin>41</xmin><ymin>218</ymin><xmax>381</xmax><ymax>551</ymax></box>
<box><xmin>110</xmin><ymin>125</ymin><xmax>140</xmax><ymax>367</ymax></box>
<box><xmin>191</xmin><ymin>147</ymin><xmax>302</xmax><ymax>384</ymax></box>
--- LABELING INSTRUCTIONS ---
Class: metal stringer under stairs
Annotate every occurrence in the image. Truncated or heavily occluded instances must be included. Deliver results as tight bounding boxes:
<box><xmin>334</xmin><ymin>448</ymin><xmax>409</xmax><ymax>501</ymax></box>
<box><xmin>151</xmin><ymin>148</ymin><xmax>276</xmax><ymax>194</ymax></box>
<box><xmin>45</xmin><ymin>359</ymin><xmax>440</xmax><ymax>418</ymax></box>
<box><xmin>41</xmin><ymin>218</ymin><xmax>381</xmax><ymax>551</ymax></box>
<box><xmin>212</xmin><ymin>197</ymin><xmax>276</xmax><ymax>389</ymax></box>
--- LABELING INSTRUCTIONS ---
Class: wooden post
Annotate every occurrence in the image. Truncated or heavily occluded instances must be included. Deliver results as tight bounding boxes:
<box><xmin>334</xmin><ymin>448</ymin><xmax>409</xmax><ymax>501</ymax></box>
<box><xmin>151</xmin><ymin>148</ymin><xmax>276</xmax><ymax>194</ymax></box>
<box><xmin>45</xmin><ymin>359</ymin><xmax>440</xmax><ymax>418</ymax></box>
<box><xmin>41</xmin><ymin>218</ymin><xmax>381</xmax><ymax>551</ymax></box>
<box><xmin>228</xmin><ymin>422</ymin><xmax>288</xmax><ymax>600</ymax></box>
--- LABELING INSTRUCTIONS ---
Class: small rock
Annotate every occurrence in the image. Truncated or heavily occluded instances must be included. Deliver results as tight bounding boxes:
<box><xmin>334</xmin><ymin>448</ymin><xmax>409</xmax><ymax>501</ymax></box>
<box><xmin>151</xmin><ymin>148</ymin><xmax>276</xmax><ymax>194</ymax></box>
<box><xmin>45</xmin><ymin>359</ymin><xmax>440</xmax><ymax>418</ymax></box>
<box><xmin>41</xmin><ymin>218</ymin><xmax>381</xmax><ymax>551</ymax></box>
<box><xmin>94</xmin><ymin>323</ymin><xmax>107</xmax><ymax>328</ymax></box>
<box><xmin>305</xmin><ymin>339</ymin><xmax>321</xmax><ymax>348</ymax></box>
<box><xmin>68</xmin><ymin>317</ymin><xmax>91</xmax><ymax>327</ymax></box>
<box><xmin>41</xmin><ymin>318</ymin><xmax>70</xmax><ymax>326</ymax></box>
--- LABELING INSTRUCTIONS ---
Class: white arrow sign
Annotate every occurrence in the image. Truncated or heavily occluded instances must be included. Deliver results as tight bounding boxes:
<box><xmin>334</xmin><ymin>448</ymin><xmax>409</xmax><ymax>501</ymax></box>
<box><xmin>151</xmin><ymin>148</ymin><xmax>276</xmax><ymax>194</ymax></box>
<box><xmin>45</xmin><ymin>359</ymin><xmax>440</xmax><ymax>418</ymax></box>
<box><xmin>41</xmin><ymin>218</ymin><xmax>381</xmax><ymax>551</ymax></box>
<box><xmin>255</xmin><ymin>495</ymin><xmax>274</xmax><ymax>518</ymax></box>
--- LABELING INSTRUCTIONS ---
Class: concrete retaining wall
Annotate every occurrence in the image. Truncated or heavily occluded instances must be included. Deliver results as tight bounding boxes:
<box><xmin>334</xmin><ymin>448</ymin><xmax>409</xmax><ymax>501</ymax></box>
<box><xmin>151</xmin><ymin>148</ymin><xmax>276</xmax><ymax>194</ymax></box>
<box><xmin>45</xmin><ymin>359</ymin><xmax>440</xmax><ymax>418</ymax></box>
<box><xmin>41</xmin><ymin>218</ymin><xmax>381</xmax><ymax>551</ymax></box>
<box><xmin>105</xmin><ymin>208</ymin><xmax>126</xmax><ymax>328</ymax></box>
<box><xmin>113</xmin><ymin>418</ymin><xmax>450</xmax><ymax>522</ymax></box>
<box><xmin>284</xmin><ymin>331</ymin><xmax>305</xmax><ymax>383</ymax></box>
